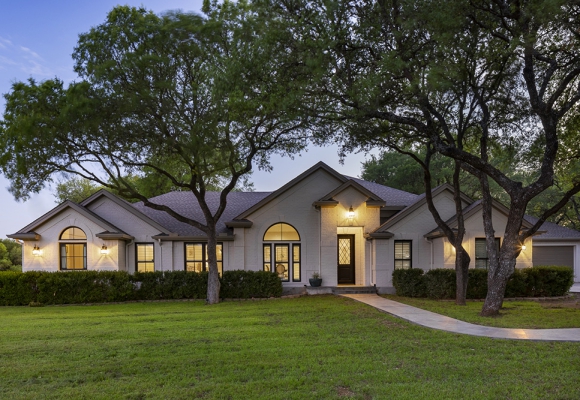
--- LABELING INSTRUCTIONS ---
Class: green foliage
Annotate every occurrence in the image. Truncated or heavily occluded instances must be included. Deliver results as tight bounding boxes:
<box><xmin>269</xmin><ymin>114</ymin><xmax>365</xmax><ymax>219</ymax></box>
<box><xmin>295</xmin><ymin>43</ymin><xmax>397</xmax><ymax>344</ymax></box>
<box><xmin>0</xmin><ymin>270</ymin><xmax>282</xmax><ymax>306</ymax></box>
<box><xmin>54</xmin><ymin>176</ymin><xmax>103</xmax><ymax>203</ymax></box>
<box><xmin>423</xmin><ymin>269</ymin><xmax>456</xmax><ymax>299</ymax></box>
<box><xmin>392</xmin><ymin>267</ymin><xmax>574</xmax><ymax>300</ymax></box>
<box><xmin>0</xmin><ymin>239</ymin><xmax>21</xmax><ymax>271</ymax></box>
<box><xmin>220</xmin><ymin>270</ymin><xmax>283</xmax><ymax>298</ymax></box>
<box><xmin>392</xmin><ymin>269</ymin><xmax>426</xmax><ymax>297</ymax></box>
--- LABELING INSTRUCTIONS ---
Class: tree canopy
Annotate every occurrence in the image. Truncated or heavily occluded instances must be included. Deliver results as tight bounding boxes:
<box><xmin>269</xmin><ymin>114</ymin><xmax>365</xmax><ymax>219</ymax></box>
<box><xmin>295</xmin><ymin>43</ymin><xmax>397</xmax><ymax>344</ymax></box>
<box><xmin>0</xmin><ymin>4</ymin><xmax>309</xmax><ymax>303</ymax></box>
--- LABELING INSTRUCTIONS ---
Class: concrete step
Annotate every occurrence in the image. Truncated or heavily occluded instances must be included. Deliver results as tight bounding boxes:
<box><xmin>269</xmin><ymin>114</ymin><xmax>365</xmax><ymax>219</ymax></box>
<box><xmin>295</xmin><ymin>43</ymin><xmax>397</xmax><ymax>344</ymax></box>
<box><xmin>332</xmin><ymin>286</ymin><xmax>377</xmax><ymax>295</ymax></box>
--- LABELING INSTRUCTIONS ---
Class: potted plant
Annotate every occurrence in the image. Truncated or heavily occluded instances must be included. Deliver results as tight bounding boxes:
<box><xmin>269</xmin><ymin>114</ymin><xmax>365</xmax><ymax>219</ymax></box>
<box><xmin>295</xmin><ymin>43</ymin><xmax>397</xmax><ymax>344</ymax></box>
<box><xmin>309</xmin><ymin>272</ymin><xmax>322</xmax><ymax>287</ymax></box>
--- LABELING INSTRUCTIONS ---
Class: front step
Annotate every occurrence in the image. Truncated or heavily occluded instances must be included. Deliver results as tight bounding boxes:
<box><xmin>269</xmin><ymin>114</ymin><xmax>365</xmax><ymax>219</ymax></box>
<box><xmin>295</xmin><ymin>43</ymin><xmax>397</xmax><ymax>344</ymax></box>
<box><xmin>332</xmin><ymin>286</ymin><xmax>377</xmax><ymax>295</ymax></box>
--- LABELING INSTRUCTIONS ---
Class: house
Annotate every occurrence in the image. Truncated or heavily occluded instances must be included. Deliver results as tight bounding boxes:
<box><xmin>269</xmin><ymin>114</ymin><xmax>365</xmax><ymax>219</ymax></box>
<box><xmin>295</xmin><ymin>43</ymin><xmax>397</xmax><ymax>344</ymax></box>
<box><xmin>8</xmin><ymin>162</ymin><xmax>580</xmax><ymax>293</ymax></box>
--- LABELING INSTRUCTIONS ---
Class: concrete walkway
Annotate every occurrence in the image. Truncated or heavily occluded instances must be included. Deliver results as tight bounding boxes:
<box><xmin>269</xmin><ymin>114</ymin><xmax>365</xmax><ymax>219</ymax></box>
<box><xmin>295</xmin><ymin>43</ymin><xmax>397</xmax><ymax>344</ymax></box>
<box><xmin>342</xmin><ymin>294</ymin><xmax>580</xmax><ymax>342</ymax></box>
<box><xmin>570</xmin><ymin>282</ymin><xmax>580</xmax><ymax>293</ymax></box>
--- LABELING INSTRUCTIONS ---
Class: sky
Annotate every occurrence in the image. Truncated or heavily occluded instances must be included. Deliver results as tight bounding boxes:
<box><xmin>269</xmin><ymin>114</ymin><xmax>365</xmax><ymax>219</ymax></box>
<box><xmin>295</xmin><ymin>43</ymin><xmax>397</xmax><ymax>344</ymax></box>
<box><xmin>0</xmin><ymin>0</ymin><xmax>376</xmax><ymax>237</ymax></box>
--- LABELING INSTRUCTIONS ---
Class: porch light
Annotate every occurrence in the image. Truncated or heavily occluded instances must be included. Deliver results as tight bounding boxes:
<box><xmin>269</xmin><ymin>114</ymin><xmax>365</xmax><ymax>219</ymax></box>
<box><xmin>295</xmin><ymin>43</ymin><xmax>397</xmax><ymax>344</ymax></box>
<box><xmin>100</xmin><ymin>245</ymin><xmax>109</xmax><ymax>255</ymax></box>
<box><xmin>32</xmin><ymin>245</ymin><xmax>41</xmax><ymax>256</ymax></box>
<box><xmin>521</xmin><ymin>244</ymin><xmax>526</xmax><ymax>251</ymax></box>
<box><xmin>347</xmin><ymin>206</ymin><xmax>355</xmax><ymax>220</ymax></box>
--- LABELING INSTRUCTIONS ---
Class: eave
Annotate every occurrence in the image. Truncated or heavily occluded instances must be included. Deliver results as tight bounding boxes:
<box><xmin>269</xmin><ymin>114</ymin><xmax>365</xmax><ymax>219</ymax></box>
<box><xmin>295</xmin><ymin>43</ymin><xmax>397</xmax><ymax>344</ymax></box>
<box><xmin>7</xmin><ymin>232</ymin><xmax>40</xmax><ymax>241</ymax></box>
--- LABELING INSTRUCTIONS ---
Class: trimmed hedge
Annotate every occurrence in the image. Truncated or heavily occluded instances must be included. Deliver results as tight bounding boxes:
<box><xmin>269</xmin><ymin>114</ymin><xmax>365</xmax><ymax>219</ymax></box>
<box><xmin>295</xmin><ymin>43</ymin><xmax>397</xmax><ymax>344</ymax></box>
<box><xmin>392</xmin><ymin>266</ymin><xmax>574</xmax><ymax>299</ymax></box>
<box><xmin>0</xmin><ymin>270</ymin><xmax>282</xmax><ymax>306</ymax></box>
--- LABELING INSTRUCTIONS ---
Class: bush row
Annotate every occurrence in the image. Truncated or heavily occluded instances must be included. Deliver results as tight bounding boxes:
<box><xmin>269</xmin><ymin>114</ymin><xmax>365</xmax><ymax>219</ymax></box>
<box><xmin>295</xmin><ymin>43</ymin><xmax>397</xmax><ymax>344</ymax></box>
<box><xmin>0</xmin><ymin>270</ymin><xmax>283</xmax><ymax>306</ymax></box>
<box><xmin>392</xmin><ymin>266</ymin><xmax>574</xmax><ymax>299</ymax></box>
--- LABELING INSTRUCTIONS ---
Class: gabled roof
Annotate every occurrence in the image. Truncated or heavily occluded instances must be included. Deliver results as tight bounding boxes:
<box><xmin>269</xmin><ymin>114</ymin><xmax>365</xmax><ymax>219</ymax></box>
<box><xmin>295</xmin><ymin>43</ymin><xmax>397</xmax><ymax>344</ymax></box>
<box><xmin>234</xmin><ymin>162</ymin><xmax>348</xmax><ymax>220</ymax></box>
<box><xmin>81</xmin><ymin>189</ymin><xmax>171</xmax><ymax>235</ymax></box>
<box><xmin>375</xmin><ymin>183</ymin><xmax>473</xmax><ymax>233</ymax></box>
<box><xmin>8</xmin><ymin>200</ymin><xmax>129</xmax><ymax>240</ymax></box>
<box><xmin>314</xmin><ymin>179</ymin><xmax>386</xmax><ymax>207</ymax></box>
<box><xmin>424</xmin><ymin>199</ymin><xmax>535</xmax><ymax>239</ymax></box>
<box><xmin>346</xmin><ymin>176</ymin><xmax>420</xmax><ymax>206</ymax></box>
<box><xmin>133</xmin><ymin>191</ymin><xmax>271</xmax><ymax>236</ymax></box>
<box><xmin>524</xmin><ymin>215</ymin><xmax>580</xmax><ymax>240</ymax></box>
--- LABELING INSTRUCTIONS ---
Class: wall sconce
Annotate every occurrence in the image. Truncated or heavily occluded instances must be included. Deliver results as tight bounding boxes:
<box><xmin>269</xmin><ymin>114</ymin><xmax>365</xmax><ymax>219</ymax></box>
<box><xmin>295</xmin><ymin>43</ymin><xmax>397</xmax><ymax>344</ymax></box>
<box><xmin>32</xmin><ymin>245</ymin><xmax>41</xmax><ymax>256</ymax></box>
<box><xmin>100</xmin><ymin>245</ymin><xmax>109</xmax><ymax>255</ymax></box>
<box><xmin>521</xmin><ymin>244</ymin><xmax>526</xmax><ymax>251</ymax></box>
<box><xmin>347</xmin><ymin>206</ymin><xmax>355</xmax><ymax>220</ymax></box>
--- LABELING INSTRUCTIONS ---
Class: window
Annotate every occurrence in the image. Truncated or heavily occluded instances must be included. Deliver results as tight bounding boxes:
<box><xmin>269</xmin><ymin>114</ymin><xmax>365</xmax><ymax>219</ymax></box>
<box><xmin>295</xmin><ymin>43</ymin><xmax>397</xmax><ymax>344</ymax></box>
<box><xmin>394</xmin><ymin>240</ymin><xmax>412</xmax><ymax>269</ymax></box>
<box><xmin>185</xmin><ymin>243</ymin><xmax>223</xmax><ymax>275</ymax></box>
<box><xmin>475</xmin><ymin>238</ymin><xmax>500</xmax><ymax>269</ymax></box>
<box><xmin>263</xmin><ymin>223</ymin><xmax>301</xmax><ymax>282</ymax></box>
<box><xmin>60</xmin><ymin>226</ymin><xmax>87</xmax><ymax>270</ymax></box>
<box><xmin>136</xmin><ymin>243</ymin><xmax>155</xmax><ymax>272</ymax></box>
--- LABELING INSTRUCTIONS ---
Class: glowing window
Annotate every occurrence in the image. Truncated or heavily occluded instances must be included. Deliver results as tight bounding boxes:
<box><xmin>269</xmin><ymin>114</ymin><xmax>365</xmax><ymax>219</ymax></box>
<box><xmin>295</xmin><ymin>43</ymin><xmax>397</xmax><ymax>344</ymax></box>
<box><xmin>263</xmin><ymin>223</ymin><xmax>300</xmax><ymax>241</ymax></box>
<box><xmin>60</xmin><ymin>227</ymin><xmax>87</xmax><ymax>240</ymax></box>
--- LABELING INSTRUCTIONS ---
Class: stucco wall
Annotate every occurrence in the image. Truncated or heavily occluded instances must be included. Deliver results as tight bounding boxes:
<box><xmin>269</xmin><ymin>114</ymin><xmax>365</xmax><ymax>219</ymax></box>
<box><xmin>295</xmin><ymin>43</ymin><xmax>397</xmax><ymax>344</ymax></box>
<box><xmin>22</xmin><ymin>209</ymin><xmax>120</xmax><ymax>272</ymax></box>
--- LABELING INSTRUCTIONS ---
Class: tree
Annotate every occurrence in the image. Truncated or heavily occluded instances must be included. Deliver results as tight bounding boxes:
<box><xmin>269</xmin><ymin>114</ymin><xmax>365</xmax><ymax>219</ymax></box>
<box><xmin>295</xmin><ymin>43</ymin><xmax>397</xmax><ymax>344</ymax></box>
<box><xmin>0</xmin><ymin>239</ymin><xmax>21</xmax><ymax>271</ymax></box>
<box><xmin>54</xmin><ymin>176</ymin><xmax>102</xmax><ymax>203</ymax></box>
<box><xmin>0</xmin><ymin>4</ymin><xmax>309</xmax><ymax>303</ymax></box>
<box><xmin>265</xmin><ymin>0</ymin><xmax>580</xmax><ymax>313</ymax></box>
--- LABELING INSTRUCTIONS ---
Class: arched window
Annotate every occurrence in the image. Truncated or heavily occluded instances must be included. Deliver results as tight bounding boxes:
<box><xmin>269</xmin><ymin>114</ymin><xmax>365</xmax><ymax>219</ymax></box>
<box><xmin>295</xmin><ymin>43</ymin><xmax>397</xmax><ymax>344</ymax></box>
<box><xmin>59</xmin><ymin>226</ymin><xmax>87</xmax><ymax>270</ymax></box>
<box><xmin>263</xmin><ymin>223</ymin><xmax>301</xmax><ymax>282</ymax></box>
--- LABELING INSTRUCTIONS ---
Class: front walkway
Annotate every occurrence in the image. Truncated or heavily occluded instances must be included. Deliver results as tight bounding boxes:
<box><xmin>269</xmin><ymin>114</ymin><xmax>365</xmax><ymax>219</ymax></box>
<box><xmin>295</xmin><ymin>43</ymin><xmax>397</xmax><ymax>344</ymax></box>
<box><xmin>342</xmin><ymin>294</ymin><xmax>580</xmax><ymax>342</ymax></box>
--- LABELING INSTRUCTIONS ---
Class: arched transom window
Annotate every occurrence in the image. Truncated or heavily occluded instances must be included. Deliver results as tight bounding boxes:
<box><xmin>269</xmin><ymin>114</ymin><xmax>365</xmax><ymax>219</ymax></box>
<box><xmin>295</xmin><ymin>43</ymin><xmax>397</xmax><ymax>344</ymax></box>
<box><xmin>263</xmin><ymin>223</ymin><xmax>301</xmax><ymax>282</ymax></box>
<box><xmin>59</xmin><ymin>226</ymin><xmax>87</xmax><ymax>270</ymax></box>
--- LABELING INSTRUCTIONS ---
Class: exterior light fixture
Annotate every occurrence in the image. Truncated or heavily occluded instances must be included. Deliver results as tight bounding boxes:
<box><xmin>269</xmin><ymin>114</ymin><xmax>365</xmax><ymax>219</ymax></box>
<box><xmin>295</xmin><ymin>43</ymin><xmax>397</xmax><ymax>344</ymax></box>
<box><xmin>521</xmin><ymin>244</ymin><xmax>526</xmax><ymax>251</ymax></box>
<box><xmin>347</xmin><ymin>206</ymin><xmax>355</xmax><ymax>220</ymax></box>
<box><xmin>100</xmin><ymin>245</ymin><xmax>109</xmax><ymax>255</ymax></box>
<box><xmin>32</xmin><ymin>245</ymin><xmax>41</xmax><ymax>256</ymax></box>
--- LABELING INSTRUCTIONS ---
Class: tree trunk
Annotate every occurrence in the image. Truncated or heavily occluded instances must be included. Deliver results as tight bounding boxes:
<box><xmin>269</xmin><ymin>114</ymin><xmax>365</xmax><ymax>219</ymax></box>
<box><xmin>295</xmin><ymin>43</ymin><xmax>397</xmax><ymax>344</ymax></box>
<box><xmin>206</xmin><ymin>225</ymin><xmax>221</xmax><ymax>304</ymax></box>
<box><xmin>454</xmin><ymin>246</ymin><xmax>470</xmax><ymax>305</ymax></box>
<box><xmin>480</xmin><ymin>257</ymin><xmax>515</xmax><ymax>316</ymax></box>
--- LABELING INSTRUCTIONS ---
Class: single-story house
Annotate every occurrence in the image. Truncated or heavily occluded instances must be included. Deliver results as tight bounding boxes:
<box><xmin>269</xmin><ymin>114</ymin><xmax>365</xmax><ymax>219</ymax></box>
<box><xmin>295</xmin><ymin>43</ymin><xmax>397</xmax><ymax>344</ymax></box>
<box><xmin>8</xmin><ymin>162</ymin><xmax>580</xmax><ymax>293</ymax></box>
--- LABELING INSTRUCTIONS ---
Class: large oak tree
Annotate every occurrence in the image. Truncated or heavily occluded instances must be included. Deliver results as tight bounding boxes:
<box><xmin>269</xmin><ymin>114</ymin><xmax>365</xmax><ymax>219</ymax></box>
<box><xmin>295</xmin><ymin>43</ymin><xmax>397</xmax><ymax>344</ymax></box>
<box><xmin>0</xmin><ymin>4</ymin><xmax>309</xmax><ymax>303</ymax></box>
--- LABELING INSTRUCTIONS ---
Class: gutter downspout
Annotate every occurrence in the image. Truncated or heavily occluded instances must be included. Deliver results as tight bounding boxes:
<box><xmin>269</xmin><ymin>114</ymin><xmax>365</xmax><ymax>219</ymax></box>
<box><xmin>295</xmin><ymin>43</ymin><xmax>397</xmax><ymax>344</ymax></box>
<box><xmin>424</xmin><ymin>237</ymin><xmax>433</xmax><ymax>270</ymax></box>
<box><xmin>156</xmin><ymin>238</ymin><xmax>162</xmax><ymax>271</ymax></box>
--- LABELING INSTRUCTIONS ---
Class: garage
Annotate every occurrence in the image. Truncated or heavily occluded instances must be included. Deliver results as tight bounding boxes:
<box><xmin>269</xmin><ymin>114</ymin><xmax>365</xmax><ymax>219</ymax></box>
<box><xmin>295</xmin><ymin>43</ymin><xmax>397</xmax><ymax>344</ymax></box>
<box><xmin>533</xmin><ymin>246</ymin><xmax>574</xmax><ymax>268</ymax></box>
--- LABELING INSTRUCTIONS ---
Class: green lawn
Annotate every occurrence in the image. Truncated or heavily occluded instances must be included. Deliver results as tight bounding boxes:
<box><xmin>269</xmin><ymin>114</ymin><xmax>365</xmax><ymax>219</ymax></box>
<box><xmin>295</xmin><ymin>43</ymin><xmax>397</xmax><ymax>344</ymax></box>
<box><xmin>1</xmin><ymin>296</ymin><xmax>580</xmax><ymax>399</ymax></box>
<box><xmin>383</xmin><ymin>295</ymin><xmax>580</xmax><ymax>329</ymax></box>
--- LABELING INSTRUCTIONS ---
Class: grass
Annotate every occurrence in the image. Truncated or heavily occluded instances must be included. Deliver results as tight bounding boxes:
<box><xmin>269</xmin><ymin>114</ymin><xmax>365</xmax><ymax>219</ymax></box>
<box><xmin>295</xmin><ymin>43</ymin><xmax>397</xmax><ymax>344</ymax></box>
<box><xmin>383</xmin><ymin>295</ymin><xmax>580</xmax><ymax>329</ymax></box>
<box><xmin>0</xmin><ymin>296</ymin><xmax>579</xmax><ymax>399</ymax></box>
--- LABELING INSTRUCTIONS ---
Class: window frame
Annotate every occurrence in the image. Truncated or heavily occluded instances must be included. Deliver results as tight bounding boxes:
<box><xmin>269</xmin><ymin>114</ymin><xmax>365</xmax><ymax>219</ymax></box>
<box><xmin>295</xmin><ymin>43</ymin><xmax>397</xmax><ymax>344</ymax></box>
<box><xmin>262</xmin><ymin>223</ymin><xmax>301</xmax><ymax>282</ymax></box>
<box><xmin>394</xmin><ymin>240</ymin><xmax>412</xmax><ymax>270</ymax></box>
<box><xmin>136</xmin><ymin>243</ymin><xmax>155</xmax><ymax>272</ymax></box>
<box><xmin>59</xmin><ymin>226</ymin><xmax>87</xmax><ymax>240</ymax></box>
<box><xmin>474</xmin><ymin>238</ymin><xmax>501</xmax><ymax>269</ymax></box>
<box><xmin>184</xmin><ymin>242</ymin><xmax>223</xmax><ymax>276</ymax></box>
<box><xmin>263</xmin><ymin>222</ymin><xmax>301</xmax><ymax>241</ymax></box>
<box><xmin>59</xmin><ymin>242</ymin><xmax>87</xmax><ymax>270</ymax></box>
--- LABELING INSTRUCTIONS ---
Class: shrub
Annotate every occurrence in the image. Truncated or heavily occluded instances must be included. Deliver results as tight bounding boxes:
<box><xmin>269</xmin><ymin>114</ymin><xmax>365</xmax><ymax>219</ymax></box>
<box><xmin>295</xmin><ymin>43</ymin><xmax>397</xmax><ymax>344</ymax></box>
<box><xmin>466</xmin><ymin>269</ymin><xmax>488</xmax><ymax>299</ymax></box>
<box><xmin>424</xmin><ymin>269</ymin><xmax>456</xmax><ymax>299</ymax></box>
<box><xmin>392</xmin><ymin>269</ymin><xmax>426</xmax><ymax>297</ymax></box>
<box><xmin>524</xmin><ymin>266</ymin><xmax>574</xmax><ymax>297</ymax></box>
<box><xmin>221</xmin><ymin>270</ymin><xmax>282</xmax><ymax>298</ymax></box>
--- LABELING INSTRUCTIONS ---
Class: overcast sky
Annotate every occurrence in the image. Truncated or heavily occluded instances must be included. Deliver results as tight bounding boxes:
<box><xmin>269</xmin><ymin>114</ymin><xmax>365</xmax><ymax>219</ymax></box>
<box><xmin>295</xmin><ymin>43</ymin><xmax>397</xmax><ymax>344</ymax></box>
<box><xmin>0</xmin><ymin>0</ymin><xmax>376</xmax><ymax>237</ymax></box>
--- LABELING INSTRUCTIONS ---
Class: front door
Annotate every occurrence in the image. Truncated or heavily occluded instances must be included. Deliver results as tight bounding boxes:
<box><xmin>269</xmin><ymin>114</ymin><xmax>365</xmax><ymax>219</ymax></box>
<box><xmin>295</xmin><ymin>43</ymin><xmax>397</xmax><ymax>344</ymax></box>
<box><xmin>337</xmin><ymin>235</ymin><xmax>355</xmax><ymax>284</ymax></box>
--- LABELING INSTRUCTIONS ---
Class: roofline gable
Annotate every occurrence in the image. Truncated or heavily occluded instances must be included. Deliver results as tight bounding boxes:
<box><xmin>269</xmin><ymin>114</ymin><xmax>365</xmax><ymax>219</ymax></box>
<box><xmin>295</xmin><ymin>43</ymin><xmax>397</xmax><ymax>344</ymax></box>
<box><xmin>317</xmin><ymin>179</ymin><xmax>385</xmax><ymax>203</ymax></box>
<box><xmin>10</xmin><ymin>200</ymin><xmax>127</xmax><ymax>237</ymax></box>
<box><xmin>235</xmin><ymin>162</ymin><xmax>348</xmax><ymax>219</ymax></box>
<box><xmin>375</xmin><ymin>184</ymin><xmax>473</xmax><ymax>233</ymax></box>
<box><xmin>80</xmin><ymin>189</ymin><xmax>171</xmax><ymax>235</ymax></box>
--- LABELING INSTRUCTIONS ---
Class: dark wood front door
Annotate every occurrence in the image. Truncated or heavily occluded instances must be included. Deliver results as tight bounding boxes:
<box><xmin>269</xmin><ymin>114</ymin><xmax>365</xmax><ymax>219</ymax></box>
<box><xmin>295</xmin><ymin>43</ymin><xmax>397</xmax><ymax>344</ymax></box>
<box><xmin>337</xmin><ymin>235</ymin><xmax>355</xmax><ymax>284</ymax></box>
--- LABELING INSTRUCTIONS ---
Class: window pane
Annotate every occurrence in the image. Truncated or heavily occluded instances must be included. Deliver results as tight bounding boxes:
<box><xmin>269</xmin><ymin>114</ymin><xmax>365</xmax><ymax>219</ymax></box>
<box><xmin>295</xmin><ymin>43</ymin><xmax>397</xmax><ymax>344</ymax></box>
<box><xmin>263</xmin><ymin>245</ymin><xmax>271</xmax><ymax>272</ymax></box>
<box><xmin>186</xmin><ymin>243</ymin><xmax>203</xmax><ymax>262</ymax></box>
<box><xmin>293</xmin><ymin>245</ymin><xmax>300</xmax><ymax>282</ymax></box>
<box><xmin>394</xmin><ymin>241</ymin><xmax>412</xmax><ymax>269</ymax></box>
<box><xmin>339</xmin><ymin>238</ymin><xmax>351</xmax><ymax>264</ymax></box>
<box><xmin>61</xmin><ymin>243</ymin><xmax>86</xmax><ymax>270</ymax></box>
<box><xmin>186</xmin><ymin>262</ymin><xmax>204</xmax><ymax>272</ymax></box>
<box><xmin>475</xmin><ymin>239</ymin><xmax>487</xmax><ymax>259</ymax></box>
<box><xmin>60</xmin><ymin>227</ymin><xmax>87</xmax><ymax>240</ymax></box>
<box><xmin>216</xmin><ymin>244</ymin><xmax>223</xmax><ymax>261</ymax></box>
<box><xmin>263</xmin><ymin>223</ymin><xmax>299</xmax><ymax>241</ymax></box>
<box><xmin>137</xmin><ymin>244</ymin><xmax>154</xmax><ymax>272</ymax></box>
<box><xmin>274</xmin><ymin>244</ymin><xmax>289</xmax><ymax>280</ymax></box>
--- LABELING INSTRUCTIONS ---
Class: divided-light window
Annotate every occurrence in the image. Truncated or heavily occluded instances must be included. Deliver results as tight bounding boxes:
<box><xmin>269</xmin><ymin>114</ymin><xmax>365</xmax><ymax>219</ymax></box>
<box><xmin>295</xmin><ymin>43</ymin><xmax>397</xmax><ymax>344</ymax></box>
<box><xmin>59</xmin><ymin>226</ymin><xmax>87</xmax><ymax>270</ymax></box>
<box><xmin>263</xmin><ymin>223</ymin><xmax>301</xmax><ymax>282</ymax></box>
<box><xmin>475</xmin><ymin>238</ymin><xmax>500</xmax><ymax>269</ymax></box>
<box><xmin>185</xmin><ymin>243</ymin><xmax>223</xmax><ymax>276</ymax></box>
<box><xmin>136</xmin><ymin>243</ymin><xmax>155</xmax><ymax>272</ymax></box>
<box><xmin>394</xmin><ymin>240</ymin><xmax>412</xmax><ymax>269</ymax></box>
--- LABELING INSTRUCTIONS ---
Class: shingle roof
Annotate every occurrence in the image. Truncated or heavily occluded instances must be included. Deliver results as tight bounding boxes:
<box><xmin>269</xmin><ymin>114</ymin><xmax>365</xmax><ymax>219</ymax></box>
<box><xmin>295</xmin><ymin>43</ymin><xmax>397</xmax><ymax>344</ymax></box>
<box><xmin>347</xmin><ymin>177</ymin><xmax>419</xmax><ymax>206</ymax></box>
<box><xmin>130</xmin><ymin>166</ymin><xmax>419</xmax><ymax>237</ymax></box>
<box><xmin>524</xmin><ymin>215</ymin><xmax>580</xmax><ymax>239</ymax></box>
<box><xmin>132</xmin><ymin>191</ymin><xmax>271</xmax><ymax>236</ymax></box>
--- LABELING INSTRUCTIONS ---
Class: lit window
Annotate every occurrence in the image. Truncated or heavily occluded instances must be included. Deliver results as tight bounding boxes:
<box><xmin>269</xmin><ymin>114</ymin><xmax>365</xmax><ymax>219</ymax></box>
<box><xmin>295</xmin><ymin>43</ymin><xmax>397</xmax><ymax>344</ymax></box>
<box><xmin>263</xmin><ymin>223</ymin><xmax>301</xmax><ymax>282</ymax></box>
<box><xmin>60</xmin><ymin>227</ymin><xmax>87</xmax><ymax>270</ymax></box>
<box><xmin>394</xmin><ymin>240</ymin><xmax>412</xmax><ymax>269</ymax></box>
<box><xmin>185</xmin><ymin>243</ymin><xmax>223</xmax><ymax>275</ymax></box>
<box><xmin>136</xmin><ymin>243</ymin><xmax>155</xmax><ymax>272</ymax></box>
